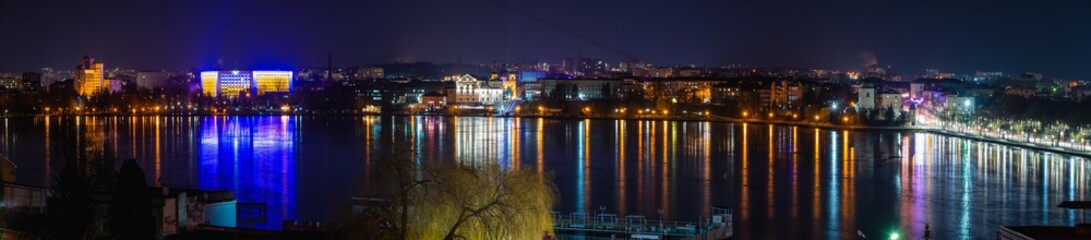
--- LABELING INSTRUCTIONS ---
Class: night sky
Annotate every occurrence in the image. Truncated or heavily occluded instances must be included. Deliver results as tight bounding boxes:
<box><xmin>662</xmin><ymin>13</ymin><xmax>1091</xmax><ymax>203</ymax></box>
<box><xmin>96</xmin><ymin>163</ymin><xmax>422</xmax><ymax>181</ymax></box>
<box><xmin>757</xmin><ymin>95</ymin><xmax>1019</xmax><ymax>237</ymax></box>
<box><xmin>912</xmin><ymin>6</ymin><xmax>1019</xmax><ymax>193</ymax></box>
<box><xmin>1</xmin><ymin>0</ymin><xmax>1089</xmax><ymax>77</ymax></box>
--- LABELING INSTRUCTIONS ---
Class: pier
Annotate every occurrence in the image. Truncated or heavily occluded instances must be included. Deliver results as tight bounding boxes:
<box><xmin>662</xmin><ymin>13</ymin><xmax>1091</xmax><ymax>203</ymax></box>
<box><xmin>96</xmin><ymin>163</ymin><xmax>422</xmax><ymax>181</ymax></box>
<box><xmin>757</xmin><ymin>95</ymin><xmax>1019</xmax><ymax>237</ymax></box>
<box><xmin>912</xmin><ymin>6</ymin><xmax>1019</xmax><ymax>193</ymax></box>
<box><xmin>552</xmin><ymin>207</ymin><xmax>733</xmax><ymax>240</ymax></box>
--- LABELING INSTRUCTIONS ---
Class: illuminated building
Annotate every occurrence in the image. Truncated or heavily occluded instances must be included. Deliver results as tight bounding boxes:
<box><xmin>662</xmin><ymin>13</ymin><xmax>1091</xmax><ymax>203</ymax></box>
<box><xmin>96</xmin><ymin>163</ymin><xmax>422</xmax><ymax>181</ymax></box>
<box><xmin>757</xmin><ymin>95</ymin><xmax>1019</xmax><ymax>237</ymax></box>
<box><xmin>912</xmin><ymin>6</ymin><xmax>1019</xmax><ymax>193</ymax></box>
<box><xmin>518</xmin><ymin>71</ymin><xmax>545</xmax><ymax>82</ymax></box>
<box><xmin>200</xmin><ymin>70</ymin><xmax>293</xmax><ymax>97</ymax></box>
<box><xmin>356</xmin><ymin>66</ymin><xmax>384</xmax><ymax>79</ymax></box>
<box><xmin>252</xmin><ymin>71</ymin><xmax>292</xmax><ymax>94</ymax></box>
<box><xmin>502</xmin><ymin>73</ymin><xmax>517</xmax><ymax>99</ymax></box>
<box><xmin>539</xmin><ymin>78</ymin><xmax>626</xmax><ymax>100</ymax></box>
<box><xmin>523</xmin><ymin>83</ymin><xmax>542</xmax><ymax>100</ymax></box>
<box><xmin>421</xmin><ymin>91</ymin><xmax>447</xmax><ymax>110</ymax></box>
<box><xmin>454</xmin><ymin>74</ymin><xmax>479</xmax><ymax>103</ymax></box>
<box><xmin>0</xmin><ymin>76</ymin><xmax>19</xmax><ymax>90</ymax></box>
<box><xmin>104</xmin><ymin>79</ymin><xmax>123</xmax><ymax>93</ymax></box>
<box><xmin>200</xmin><ymin>72</ymin><xmax>219</xmax><ymax>96</ymax></box>
<box><xmin>452</xmin><ymin>74</ymin><xmax>504</xmax><ymax>105</ymax></box>
<box><xmin>75</xmin><ymin>55</ymin><xmax>105</xmax><ymax>96</ymax></box>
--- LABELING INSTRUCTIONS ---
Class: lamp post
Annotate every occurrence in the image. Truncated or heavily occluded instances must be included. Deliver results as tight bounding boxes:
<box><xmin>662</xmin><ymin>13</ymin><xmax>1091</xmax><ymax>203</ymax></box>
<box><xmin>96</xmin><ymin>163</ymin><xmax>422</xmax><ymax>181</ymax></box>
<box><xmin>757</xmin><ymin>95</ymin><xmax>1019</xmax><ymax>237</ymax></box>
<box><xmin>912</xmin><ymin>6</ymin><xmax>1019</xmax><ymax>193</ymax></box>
<box><xmin>657</xmin><ymin>208</ymin><xmax>663</xmax><ymax>233</ymax></box>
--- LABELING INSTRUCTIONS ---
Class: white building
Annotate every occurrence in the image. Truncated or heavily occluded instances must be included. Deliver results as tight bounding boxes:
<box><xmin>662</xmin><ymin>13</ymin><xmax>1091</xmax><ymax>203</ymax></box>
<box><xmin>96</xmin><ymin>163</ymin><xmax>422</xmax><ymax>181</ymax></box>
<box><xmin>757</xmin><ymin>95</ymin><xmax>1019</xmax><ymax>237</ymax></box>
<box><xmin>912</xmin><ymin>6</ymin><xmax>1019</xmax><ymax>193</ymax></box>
<box><xmin>477</xmin><ymin>86</ymin><xmax>504</xmax><ymax>105</ymax></box>
<box><xmin>523</xmin><ymin>83</ymin><xmax>543</xmax><ymax>100</ymax></box>
<box><xmin>946</xmin><ymin>95</ymin><xmax>975</xmax><ymax>112</ymax></box>
<box><xmin>454</xmin><ymin>74</ymin><xmax>480</xmax><ymax>104</ymax></box>
<box><xmin>878</xmin><ymin>89</ymin><xmax>903</xmax><ymax>109</ymax></box>
<box><xmin>909</xmin><ymin>82</ymin><xmax>924</xmax><ymax>99</ymax></box>
<box><xmin>452</xmin><ymin>74</ymin><xmax>505</xmax><ymax>105</ymax></box>
<box><xmin>857</xmin><ymin>83</ymin><xmax>876</xmax><ymax>109</ymax></box>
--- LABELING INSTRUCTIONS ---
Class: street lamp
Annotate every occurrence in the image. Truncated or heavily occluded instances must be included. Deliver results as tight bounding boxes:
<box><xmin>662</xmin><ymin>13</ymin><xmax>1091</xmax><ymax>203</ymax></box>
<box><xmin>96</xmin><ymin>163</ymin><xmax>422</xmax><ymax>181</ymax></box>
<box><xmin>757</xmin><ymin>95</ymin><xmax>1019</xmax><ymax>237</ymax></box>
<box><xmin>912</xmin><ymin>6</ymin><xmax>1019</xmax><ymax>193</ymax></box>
<box><xmin>658</xmin><ymin>209</ymin><xmax>663</xmax><ymax>233</ymax></box>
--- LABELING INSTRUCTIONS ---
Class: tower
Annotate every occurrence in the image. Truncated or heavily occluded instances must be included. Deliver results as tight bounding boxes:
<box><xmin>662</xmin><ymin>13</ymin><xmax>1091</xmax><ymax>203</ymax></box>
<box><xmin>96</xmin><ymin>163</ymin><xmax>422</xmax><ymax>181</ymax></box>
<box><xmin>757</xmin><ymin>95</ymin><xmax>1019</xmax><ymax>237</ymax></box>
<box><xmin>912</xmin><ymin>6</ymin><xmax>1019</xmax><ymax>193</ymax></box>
<box><xmin>857</xmin><ymin>83</ymin><xmax>875</xmax><ymax>110</ymax></box>
<box><xmin>327</xmin><ymin>51</ymin><xmax>333</xmax><ymax>81</ymax></box>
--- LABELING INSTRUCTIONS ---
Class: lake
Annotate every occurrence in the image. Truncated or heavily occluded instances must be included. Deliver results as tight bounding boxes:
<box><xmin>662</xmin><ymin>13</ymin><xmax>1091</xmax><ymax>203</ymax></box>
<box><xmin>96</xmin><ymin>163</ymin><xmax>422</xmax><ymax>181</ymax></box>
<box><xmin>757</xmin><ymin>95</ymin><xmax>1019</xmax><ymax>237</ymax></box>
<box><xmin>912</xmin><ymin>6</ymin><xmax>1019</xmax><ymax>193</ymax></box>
<box><xmin>0</xmin><ymin>116</ymin><xmax>1087</xmax><ymax>239</ymax></box>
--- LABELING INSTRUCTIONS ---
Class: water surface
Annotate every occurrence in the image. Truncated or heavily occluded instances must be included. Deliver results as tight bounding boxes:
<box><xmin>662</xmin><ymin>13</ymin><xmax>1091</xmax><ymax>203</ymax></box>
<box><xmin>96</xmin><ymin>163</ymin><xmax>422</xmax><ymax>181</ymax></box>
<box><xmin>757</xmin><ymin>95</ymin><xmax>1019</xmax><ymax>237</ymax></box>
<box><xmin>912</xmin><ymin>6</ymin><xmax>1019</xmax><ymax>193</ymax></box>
<box><xmin>0</xmin><ymin>116</ymin><xmax>1087</xmax><ymax>239</ymax></box>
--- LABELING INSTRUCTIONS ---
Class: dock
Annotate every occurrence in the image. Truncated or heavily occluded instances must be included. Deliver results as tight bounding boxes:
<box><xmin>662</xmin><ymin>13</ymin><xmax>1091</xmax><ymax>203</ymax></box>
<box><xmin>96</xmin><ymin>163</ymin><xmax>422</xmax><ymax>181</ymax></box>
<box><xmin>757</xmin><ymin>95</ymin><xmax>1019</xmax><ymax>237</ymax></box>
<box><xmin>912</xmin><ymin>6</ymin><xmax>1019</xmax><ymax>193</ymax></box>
<box><xmin>552</xmin><ymin>207</ymin><xmax>732</xmax><ymax>240</ymax></box>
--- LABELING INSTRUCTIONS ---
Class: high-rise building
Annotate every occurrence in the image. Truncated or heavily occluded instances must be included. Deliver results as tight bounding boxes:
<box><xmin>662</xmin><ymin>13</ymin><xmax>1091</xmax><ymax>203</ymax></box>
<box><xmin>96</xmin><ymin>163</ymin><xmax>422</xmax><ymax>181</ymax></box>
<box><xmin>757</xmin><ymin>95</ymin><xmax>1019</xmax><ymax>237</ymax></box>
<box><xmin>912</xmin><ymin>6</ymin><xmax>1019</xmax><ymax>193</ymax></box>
<box><xmin>0</xmin><ymin>76</ymin><xmax>19</xmax><ymax>90</ymax></box>
<box><xmin>39</xmin><ymin>68</ymin><xmax>55</xmax><ymax>87</ymax></box>
<box><xmin>21</xmin><ymin>72</ymin><xmax>41</xmax><ymax>91</ymax></box>
<box><xmin>563</xmin><ymin>58</ymin><xmax>608</xmax><ymax>77</ymax></box>
<box><xmin>75</xmin><ymin>55</ymin><xmax>105</xmax><ymax>96</ymax></box>
<box><xmin>200</xmin><ymin>70</ymin><xmax>293</xmax><ymax>97</ymax></box>
<box><xmin>136</xmin><ymin>71</ymin><xmax>174</xmax><ymax>90</ymax></box>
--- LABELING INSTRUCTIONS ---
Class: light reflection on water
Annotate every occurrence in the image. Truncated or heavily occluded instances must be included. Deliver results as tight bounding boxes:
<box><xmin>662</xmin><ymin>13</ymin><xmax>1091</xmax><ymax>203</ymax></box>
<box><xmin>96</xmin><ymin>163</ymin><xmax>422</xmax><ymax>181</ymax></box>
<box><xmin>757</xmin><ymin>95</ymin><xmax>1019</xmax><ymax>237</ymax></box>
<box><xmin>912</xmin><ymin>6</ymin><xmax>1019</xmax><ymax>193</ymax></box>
<box><xmin>0</xmin><ymin>116</ymin><xmax>1088</xmax><ymax>239</ymax></box>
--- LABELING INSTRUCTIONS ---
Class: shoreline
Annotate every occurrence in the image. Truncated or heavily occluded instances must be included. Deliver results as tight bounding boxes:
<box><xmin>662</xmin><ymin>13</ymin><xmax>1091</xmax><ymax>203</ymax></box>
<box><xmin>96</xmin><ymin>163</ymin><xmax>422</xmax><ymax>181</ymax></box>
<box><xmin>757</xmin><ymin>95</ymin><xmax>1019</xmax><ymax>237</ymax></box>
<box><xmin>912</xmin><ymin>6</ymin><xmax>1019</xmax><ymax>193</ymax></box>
<box><xmin>6</xmin><ymin>113</ymin><xmax>1088</xmax><ymax>158</ymax></box>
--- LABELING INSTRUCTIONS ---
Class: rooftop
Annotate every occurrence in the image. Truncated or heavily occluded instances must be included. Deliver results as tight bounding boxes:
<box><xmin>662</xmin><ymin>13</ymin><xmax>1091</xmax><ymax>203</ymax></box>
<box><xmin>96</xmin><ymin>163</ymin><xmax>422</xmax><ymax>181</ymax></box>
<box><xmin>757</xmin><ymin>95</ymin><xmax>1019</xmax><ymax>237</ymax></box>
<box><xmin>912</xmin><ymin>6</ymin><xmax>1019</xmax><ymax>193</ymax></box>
<box><xmin>1000</xmin><ymin>225</ymin><xmax>1090</xmax><ymax>240</ymax></box>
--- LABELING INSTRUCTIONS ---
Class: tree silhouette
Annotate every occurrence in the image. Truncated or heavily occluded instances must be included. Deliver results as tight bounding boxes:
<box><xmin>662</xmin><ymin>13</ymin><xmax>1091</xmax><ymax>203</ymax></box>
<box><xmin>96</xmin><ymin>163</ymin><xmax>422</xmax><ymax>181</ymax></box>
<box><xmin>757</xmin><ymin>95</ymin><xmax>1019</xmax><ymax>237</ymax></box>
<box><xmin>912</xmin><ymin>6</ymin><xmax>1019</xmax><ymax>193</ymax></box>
<box><xmin>109</xmin><ymin>159</ymin><xmax>156</xmax><ymax>240</ymax></box>
<box><xmin>48</xmin><ymin>159</ymin><xmax>95</xmax><ymax>240</ymax></box>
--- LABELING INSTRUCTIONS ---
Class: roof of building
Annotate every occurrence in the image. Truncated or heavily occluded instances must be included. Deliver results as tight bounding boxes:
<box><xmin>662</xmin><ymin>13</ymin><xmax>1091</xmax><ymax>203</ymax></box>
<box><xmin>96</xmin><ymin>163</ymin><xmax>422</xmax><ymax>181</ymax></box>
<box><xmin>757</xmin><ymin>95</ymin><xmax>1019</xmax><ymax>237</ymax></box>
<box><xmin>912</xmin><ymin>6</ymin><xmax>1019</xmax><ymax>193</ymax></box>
<box><xmin>1058</xmin><ymin>201</ymin><xmax>1091</xmax><ymax>209</ymax></box>
<box><xmin>1002</xmin><ymin>226</ymin><xmax>1087</xmax><ymax>240</ymax></box>
<box><xmin>861</xmin><ymin>77</ymin><xmax>885</xmax><ymax>84</ymax></box>
<box><xmin>0</xmin><ymin>154</ymin><xmax>16</xmax><ymax>182</ymax></box>
<box><xmin>0</xmin><ymin>153</ymin><xmax>13</xmax><ymax>165</ymax></box>
<box><xmin>422</xmin><ymin>91</ymin><xmax>445</xmax><ymax>97</ymax></box>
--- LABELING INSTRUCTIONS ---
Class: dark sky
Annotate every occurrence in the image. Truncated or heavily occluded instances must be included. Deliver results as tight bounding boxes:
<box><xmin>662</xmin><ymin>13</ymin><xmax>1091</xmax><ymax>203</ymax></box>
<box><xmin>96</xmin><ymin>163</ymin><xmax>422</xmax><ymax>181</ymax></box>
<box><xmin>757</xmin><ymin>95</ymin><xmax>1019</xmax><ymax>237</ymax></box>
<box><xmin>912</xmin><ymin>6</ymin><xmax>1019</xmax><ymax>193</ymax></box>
<box><xmin>1</xmin><ymin>0</ymin><xmax>1089</xmax><ymax>77</ymax></box>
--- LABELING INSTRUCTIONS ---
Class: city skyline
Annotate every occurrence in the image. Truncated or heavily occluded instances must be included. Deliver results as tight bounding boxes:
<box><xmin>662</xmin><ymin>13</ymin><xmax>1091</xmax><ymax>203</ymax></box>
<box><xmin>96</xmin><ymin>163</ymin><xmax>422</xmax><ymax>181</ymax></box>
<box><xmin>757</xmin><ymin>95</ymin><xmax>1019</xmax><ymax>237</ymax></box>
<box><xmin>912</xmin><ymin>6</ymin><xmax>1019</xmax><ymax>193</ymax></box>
<box><xmin>1</xmin><ymin>1</ymin><xmax>1089</xmax><ymax>78</ymax></box>
<box><xmin>1</xmin><ymin>1</ymin><xmax>1090</xmax><ymax>239</ymax></box>
<box><xmin>0</xmin><ymin>56</ymin><xmax>1081</xmax><ymax>82</ymax></box>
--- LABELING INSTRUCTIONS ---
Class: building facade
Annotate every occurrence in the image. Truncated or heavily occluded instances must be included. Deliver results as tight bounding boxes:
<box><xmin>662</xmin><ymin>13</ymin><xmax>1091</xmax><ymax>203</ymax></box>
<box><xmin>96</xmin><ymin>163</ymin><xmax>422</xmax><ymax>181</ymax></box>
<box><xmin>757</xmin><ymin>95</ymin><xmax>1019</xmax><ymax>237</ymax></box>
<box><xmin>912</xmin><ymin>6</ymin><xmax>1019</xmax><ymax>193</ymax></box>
<box><xmin>75</xmin><ymin>55</ymin><xmax>105</xmax><ymax>96</ymax></box>
<box><xmin>200</xmin><ymin>70</ymin><xmax>293</xmax><ymax>98</ymax></box>
<box><xmin>136</xmin><ymin>71</ymin><xmax>174</xmax><ymax>90</ymax></box>
<box><xmin>452</xmin><ymin>74</ymin><xmax>508</xmax><ymax>105</ymax></box>
<box><xmin>878</xmin><ymin>89</ymin><xmax>903</xmax><ymax>109</ymax></box>
<box><xmin>539</xmin><ymin>79</ymin><xmax>626</xmax><ymax>100</ymax></box>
